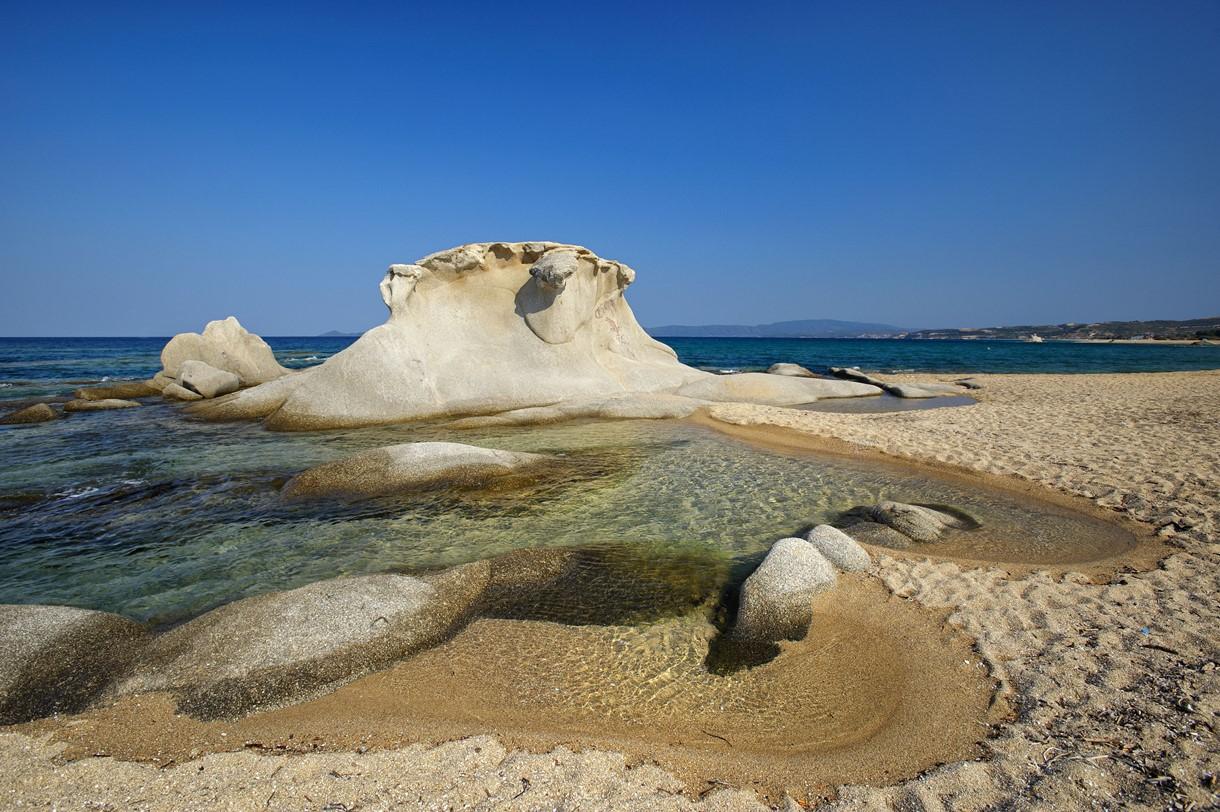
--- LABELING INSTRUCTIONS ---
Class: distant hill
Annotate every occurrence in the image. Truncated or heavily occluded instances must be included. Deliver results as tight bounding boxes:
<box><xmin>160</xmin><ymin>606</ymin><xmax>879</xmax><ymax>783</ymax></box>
<box><xmin>648</xmin><ymin>319</ymin><xmax>906</xmax><ymax>338</ymax></box>
<box><xmin>318</xmin><ymin>330</ymin><xmax>362</xmax><ymax>337</ymax></box>
<box><xmin>904</xmin><ymin>316</ymin><xmax>1220</xmax><ymax>341</ymax></box>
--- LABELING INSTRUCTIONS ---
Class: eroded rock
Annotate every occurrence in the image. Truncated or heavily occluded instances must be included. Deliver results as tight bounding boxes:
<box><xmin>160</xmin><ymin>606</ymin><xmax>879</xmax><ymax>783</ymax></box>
<box><xmin>188</xmin><ymin>243</ymin><xmax>881</xmax><ymax>430</ymax></box>
<box><xmin>0</xmin><ymin>604</ymin><xmax>149</xmax><ymax>724</ymax></box>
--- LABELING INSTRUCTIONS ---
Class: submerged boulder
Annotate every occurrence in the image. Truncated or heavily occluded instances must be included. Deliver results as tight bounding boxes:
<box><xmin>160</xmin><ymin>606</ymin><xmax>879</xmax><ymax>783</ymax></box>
<box><xmin>734</xmin><ymin>538</ymin><xmax>837</xmax><ymax>643</ymax></box>
<box><xmin>0</xmin><ymin>604</ymin><xmax>149</xmax><ymax>724</ymax></box>
<box><xmin>189</xmin><ymin>242</ymin><xmax>881</xmax><ymax>430</ymax></box>
<box><xmin>0</xmin><ymin>403</ymin><xmax>58</xmax><ymax>425</ymax></box>
<box><xmin>160</xmin><ymin>316</ymin><xmax>289</xmax><ymax>385</ymax></box>
<box><xmin>179</xmin><ymin>360</ymin><xmax>241</xmax><ymax>399</ymax></box>
<box><xmin>114</xmin><ymin>565</ymin><xmax>490</xmax><ymax>718</ymax></box>
<box><xmin>838</xmin><ymin>501</ymin><xmax>977</xmax><ymax>548</ymax></box>
<box><xmin>281</xmin><ymin>442</ymin><xmax>552</xmax><ymax>500</ymax></box>
<box><xmin>766</xmin><ymin>363</ymin><xmax>819</xmax><ymax>378</ymax></box>
<box><xmin>804</xmin><ymin>525</ymin><xmax>872</xmax><ymax>572</ymax></box>
<box><xmin>73</xmin><ymin>381</ymin><xmax>159</xmax><ymax>400</ymax></box>
<box><xmin>62</xmin><ymin>398</ymin><xmax>141</xmax><ymax>412</ymax></box>
<box><xmin>867</xmin><ymin>501</ymin><xmax>970</xmax><ymax>542</ymax></box>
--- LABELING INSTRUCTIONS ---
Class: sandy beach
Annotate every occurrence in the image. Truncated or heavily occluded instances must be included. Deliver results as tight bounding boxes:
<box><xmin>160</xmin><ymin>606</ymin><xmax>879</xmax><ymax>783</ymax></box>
<box><xmin>3</xmin><ymin>369</ymin><xmax>1218</xmax><ymax>810</ymax></box>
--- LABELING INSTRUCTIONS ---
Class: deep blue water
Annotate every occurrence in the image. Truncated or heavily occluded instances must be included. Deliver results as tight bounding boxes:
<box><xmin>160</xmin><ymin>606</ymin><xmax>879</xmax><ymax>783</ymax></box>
<box><xmin>0</xmin><ymin>335</ymin><xmax>1218</xmax><ymax>403</ymax></box>
<box><xmin>661</xmin><ymin>336</ymin><xmax>1220</xmax><ymax>375</ymax></box>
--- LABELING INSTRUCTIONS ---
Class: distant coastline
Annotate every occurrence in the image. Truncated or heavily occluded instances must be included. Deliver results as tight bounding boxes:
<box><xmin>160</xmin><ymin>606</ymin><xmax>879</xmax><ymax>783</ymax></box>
<box><xmin>650</xmin><ymin>315</ymin><xmax>1220</xmax><ymax>343</ymax></box>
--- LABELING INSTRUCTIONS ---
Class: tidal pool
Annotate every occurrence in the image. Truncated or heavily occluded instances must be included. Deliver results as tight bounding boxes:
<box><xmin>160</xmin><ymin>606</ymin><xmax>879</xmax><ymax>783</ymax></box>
<box><xmin>0</xmin><ymin>402</ymin><xmax>1137</xmax><ymax>626</ymax></box>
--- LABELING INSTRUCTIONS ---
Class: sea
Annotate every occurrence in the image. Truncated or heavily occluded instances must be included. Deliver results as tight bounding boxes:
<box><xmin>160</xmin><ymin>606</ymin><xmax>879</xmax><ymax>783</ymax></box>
<box><xmin>1</xmin><ymin>335</ymin><xmax>1219</xmax><ymax>404</ymax></box>
<box><xmin>1</xmin><ymin>333</ymin><xmax>1208</xmax><ymax>626</ymax></box>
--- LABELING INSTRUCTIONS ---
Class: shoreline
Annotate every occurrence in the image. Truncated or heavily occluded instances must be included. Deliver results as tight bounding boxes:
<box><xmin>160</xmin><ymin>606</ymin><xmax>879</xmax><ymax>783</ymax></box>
<box><xmin>2</xmin><ymin>370</ymin><xmax>1218</xmax><ymax>809</ymax></box>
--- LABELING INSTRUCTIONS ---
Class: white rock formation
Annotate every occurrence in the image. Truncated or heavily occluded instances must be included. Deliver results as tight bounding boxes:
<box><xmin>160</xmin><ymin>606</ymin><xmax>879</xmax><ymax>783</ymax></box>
<box><xmin>160</xmin><ymin>316</ymin><xmax>289</xmax><ymax>385</ymax></box>
<box><xmin>179</xmin><ymin>360</ymin><xmax>241</xmax><ymax>399</ymax></box>
<box><xmin>191</xmin><ymin>243</ymin><xmax>880</xmax><ymax>429</ymax></box>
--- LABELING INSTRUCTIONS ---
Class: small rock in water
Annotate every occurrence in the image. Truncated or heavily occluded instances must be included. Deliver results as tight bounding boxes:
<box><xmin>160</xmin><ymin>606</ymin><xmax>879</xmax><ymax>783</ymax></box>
<box><xmin>180</xmin><ymin>359</ymin><xmax>241</xmax><ymax>399</ymax></box>
<box><xmin>867</xmin><ymin>500</ymin><xmax>969</xmax><ymax>542</ymax></box>
<box><xmin>734</xmin><ymin>537</ymin><xmax>837</xmax><ymax>643</ymax></box>
<box><xmin>838</xmin><ymin>500</ymin><xmax>976</xmax><ymax>547</ymax></box>
<box><xmin>163</xmin><ymin>383</ymin><xmax>204</xmax><ymax>401</ymax></box>
<box><xmin>62</xmin><ymin>398</ymin><xmax>142</xmax><ymax>412</ymax></box>
<box><xmin>0</xmin><ymin>403</ymin><xmax>58</xmax><ymax>424</ymax></box>
<box><xmin>73</xmin><ymin>381</ymin><xmax>159</xmax><ymax>400</ymax></box>
<box><xmin>804</xmin><ymin>525</ymin><xmax>872</xmax><ymax>572</ymax></box>
<box><xmin>282</xmin><ymin>441</ymin><xmax>552</xmax><ymax>500</ymax></box>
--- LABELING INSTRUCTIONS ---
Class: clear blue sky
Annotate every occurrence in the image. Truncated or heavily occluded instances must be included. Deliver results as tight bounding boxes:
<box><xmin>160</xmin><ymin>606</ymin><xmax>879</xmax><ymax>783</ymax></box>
<box><xmin>2</xmin><ymin>1</ymin><xmax>1218</xmax><ymax>336</ymax></box>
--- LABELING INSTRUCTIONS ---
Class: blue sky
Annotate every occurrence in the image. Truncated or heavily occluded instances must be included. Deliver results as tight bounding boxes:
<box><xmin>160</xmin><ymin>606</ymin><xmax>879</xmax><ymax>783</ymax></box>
<box><xmin>1</xmin><ymin>1</ymin><xmax>1218</xmax><ymax>335</ymax></box>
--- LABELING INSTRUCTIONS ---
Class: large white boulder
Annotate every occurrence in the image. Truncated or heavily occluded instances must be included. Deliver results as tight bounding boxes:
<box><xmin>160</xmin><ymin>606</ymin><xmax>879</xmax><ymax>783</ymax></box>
<box><xmin>179</xmin><ymin>359</ymin><xmax>241</xmax><ymax>399</ymax></box>
<box><xmin>191</xmin><ymin>243</ymin><xmax>880</xmax><ymax>429</ymax></box>
<box><xmin>734</xmin><ymin>538</ymin><xmax>837</xmax><ymax>643</ymax></box>
<box><xmin>281</xmin><ymin>442</ymin><xmax>552</xmax><ymax>500</ymax></box>
<box><xmin>160</xmin><ymin>316</ymin><xmax>289</xmax><ymax>385</ymax></box>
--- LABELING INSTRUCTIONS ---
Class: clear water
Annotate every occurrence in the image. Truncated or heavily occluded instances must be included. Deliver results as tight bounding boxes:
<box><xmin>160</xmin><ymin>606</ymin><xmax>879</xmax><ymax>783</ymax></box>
<box><xmin>0</xmin><ymin>402</ymin><xmax>1134</xmax><ymax>627</ymax></box>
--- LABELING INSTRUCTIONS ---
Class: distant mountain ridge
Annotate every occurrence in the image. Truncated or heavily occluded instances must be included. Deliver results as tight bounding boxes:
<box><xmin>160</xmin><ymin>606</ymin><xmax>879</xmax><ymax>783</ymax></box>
<box><xmin>648</xmin><ymin>318</ymin><xmax>906</xmax><ymax>338</ymax></box>
<box><xmin>318</xmin><ymin>330</ymin><xmax>362</xmax><ymax>337</ymax></box>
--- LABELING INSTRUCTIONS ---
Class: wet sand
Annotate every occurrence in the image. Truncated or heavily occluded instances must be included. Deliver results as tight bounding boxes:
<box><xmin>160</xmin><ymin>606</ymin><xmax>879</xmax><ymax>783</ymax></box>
<box><xmin>3</xmin><ymin>370</ymin><xmax>1219</xmax><ymax>810</ymax></box>
<box><xmin>16</xmin><ymin>576</ymin><xmax>997</xmax><ymax>804</ymax></box>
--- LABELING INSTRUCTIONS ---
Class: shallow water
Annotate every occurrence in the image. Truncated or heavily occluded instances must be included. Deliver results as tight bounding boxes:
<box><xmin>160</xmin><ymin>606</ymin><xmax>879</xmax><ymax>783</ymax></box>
<box><xmin>0</xmin><ymin>403</ymin><xmax>1135</xmax><ymax>627</ymax></box>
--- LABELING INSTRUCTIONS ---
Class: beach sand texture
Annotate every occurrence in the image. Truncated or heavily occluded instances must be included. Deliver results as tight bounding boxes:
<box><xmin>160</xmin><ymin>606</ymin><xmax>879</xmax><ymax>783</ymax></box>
<box><xmin>2</xmin><ymin>370</ymin><xmax>1218</xmax><ymax>810</ymax></box>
